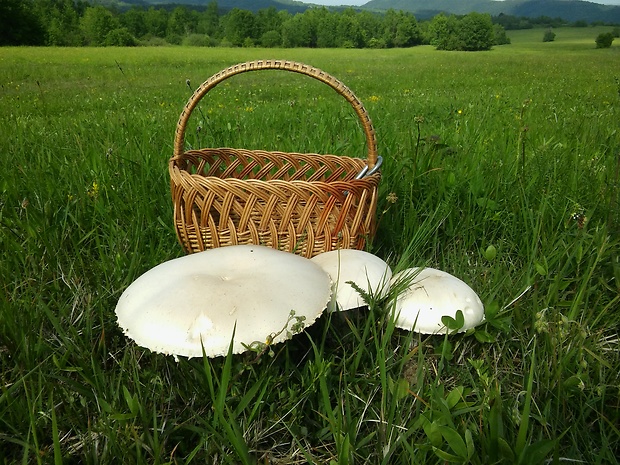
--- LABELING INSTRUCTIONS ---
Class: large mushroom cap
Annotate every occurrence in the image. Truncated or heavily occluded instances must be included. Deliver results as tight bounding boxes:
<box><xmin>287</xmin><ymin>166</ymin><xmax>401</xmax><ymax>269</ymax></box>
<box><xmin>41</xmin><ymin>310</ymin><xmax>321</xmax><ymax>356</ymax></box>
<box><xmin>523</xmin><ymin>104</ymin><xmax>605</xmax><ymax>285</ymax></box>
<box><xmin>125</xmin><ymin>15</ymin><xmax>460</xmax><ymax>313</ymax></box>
<box><xmin>311</xmin><ymin>249</ymin><xmax>392</xmax><ymax>312</ymax></box>
<box><xmin>390</xmin><ymin>267</ymin><xmax>484</xmax><ymax>334</ymax></box>
<box><xmin>115</xmin><ymin>245</ymin><xmax>332</xmax><ymax>358</ymax></box>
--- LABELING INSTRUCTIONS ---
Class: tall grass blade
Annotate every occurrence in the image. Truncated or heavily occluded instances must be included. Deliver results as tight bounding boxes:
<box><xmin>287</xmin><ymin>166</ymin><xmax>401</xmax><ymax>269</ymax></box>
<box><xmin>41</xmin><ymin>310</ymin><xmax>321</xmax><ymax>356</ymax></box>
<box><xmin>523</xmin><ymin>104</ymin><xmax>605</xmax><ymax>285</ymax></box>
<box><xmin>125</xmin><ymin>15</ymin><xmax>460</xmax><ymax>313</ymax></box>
<box><xmin>516</xmin><ymin>345</ymin><xmax>535</xmax><ymax>461</ymax></box>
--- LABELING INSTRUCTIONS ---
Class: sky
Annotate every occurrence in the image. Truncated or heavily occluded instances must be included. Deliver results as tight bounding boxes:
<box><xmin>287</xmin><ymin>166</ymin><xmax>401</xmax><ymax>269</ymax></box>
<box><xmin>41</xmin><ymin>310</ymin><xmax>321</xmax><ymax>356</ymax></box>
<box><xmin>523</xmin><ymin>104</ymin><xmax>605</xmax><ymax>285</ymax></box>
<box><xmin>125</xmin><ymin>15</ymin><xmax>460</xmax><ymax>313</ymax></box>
<box><xmin>306</xmin><ymin>0</ymin><xmax>620</xmax><ymax>5</ymax></box>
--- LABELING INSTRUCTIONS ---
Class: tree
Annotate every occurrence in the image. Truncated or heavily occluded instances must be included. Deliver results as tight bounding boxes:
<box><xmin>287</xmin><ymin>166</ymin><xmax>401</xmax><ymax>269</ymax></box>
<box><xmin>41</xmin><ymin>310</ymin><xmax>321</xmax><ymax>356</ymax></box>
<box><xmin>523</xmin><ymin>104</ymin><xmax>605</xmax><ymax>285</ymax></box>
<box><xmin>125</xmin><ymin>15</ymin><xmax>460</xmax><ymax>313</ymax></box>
<box><xmin>595</xmin><ymin>32</ymin><xmax>614</xmax><ymax>49</ymax></box>
<box><xmin>315</xmin><ymin>9</ymin><xmax>338</xmax><ymax>48</ymax></box>
<box><xmin>256</xmin><ymin>7</ymin><xmax>282</xmax><ymax>38</ymax></box>
<box><xmin>197</xmin><ymin>1</ymin><xmax>220</xmax><ymax>37</ymax></box>
<box><xmin>167</xmin><ymin>6</ymin><xmax>195</xmax><ymax>38</ymax></box>
<box><xmin>383</xmin><ymin>9</ymin><xmax>421</xmax><ymax>48</ymax></box>
<box><xmin>337</xmin><ymin>10</ymin><xmax>364</xmax><ymax>48</ymax></box>
<box><xmin>80</xmin><ymin>5</ymin><xmax>119</xmax><ymax>46</ymax></box>
<box><xmin>429</xmin><ymin>12</ymin><xmax>494</xmax><ymax>51</ymax></box>
<box><xmin>121</xmin><ymin>7</ymin><xmax>148</xmax><ymax>39</ymax></box>
<box><xmin>38</xmin><ymin>0</ymin><xmax>83</xmax><ymax>46</ymax></box>
<box><xmin>428</xmin><ymin>13</ymin><xmax>459</xmax><ymax>50</ymax></box>
<box><xmin>0</xmin><ymin>0</ymin><xmax>46</xmax><ymax>45</ymax></box>
<box><xmin>456</xmin><ymin>12</ymin><xmax>494</xmax><ymax>51</ymax></box>
<box><xmin>281</xmin><ymin>12</ymin><xmax>316</xmax><ymax>47</ymax></box>
<box><xmin>223</xmin><ymin>8</ymin><xmax>256</xmax><ymax>46</ymax></box>
<box><xmin>395</xmin><ymin>14</ymin><xmax>421</xmax><ymax>47</ymax></box>
<box><xmin>357</xmin><ymin>10</ymin><xmax>382</xmax><ymax>45</ymax></box>
<box><xmin>144</xmin><ymin>7</ymin><xmax>168</xmax><ymax>38</ymax></box>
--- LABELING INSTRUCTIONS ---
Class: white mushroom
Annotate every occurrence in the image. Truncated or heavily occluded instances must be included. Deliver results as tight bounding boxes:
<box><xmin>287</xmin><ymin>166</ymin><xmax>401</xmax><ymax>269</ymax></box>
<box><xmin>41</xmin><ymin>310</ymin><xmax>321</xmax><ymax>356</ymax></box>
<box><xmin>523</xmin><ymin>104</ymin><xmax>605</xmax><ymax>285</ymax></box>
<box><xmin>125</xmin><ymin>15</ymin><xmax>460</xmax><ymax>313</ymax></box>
<box><xmin>390</xmin><ymin>267</ymin><xmax>484</xmax><ymax>334</ymax></box>
<box><xmin>115</xmin><ymin>245</ymin><xmax>332</xmax><ymax>358</ymax></box>
<box><xmin>310</xmin><ymin>249</ymin><xmax>392</xmax><ymax>312</ymax></box>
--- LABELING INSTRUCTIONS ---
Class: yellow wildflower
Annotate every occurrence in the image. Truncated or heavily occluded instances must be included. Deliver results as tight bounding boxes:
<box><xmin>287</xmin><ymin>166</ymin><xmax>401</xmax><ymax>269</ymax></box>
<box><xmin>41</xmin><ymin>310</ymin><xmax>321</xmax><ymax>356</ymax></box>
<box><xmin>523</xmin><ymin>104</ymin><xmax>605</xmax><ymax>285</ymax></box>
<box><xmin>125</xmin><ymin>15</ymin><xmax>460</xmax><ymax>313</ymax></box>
<box><xmin>87</xmin><ymin>181</ymin><xmax>99</xmax><ymax>199</ymax></box>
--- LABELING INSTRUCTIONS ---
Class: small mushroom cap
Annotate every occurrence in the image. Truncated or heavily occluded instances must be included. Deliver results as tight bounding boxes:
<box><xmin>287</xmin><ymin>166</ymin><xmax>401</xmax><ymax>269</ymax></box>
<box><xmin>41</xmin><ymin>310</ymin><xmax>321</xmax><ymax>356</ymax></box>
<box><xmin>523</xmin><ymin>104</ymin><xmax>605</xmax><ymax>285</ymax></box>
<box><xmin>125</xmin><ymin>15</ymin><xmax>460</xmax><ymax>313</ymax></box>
<box><xmin>115</xmin><ymin>245</ymin><xmax>332</xmax><ymax>358</ymax></box>
<box><xmin>390</xmin><ymin>267</ymin><xmax>484</xmax><ymax>334</ymax></box>
<box><xmin>310</xmin><ymin>249</ymin><xmax>392</xmax><ymax>311</ymax></box>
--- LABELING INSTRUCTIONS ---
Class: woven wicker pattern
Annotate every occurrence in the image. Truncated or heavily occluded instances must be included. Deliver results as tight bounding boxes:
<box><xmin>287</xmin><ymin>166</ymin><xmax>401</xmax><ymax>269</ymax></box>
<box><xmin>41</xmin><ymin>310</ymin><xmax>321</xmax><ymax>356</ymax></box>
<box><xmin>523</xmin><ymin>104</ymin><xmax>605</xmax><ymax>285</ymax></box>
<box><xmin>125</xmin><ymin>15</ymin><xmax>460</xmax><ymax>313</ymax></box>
<box><xmin>170</xmin><ymin>60</ymin><xmax>381</xmax><ymax>258</ymax></box>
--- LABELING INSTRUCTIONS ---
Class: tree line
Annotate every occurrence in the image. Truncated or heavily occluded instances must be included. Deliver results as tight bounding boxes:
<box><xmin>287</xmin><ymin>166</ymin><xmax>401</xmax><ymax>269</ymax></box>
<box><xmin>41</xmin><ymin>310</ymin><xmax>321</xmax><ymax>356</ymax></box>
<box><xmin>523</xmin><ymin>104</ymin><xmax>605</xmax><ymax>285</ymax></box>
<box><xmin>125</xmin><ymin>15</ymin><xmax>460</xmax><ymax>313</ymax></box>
<box><xmin>2</xmin><ymin>0</ymin><xmax>512</xmax><ymax>50</ymax></box>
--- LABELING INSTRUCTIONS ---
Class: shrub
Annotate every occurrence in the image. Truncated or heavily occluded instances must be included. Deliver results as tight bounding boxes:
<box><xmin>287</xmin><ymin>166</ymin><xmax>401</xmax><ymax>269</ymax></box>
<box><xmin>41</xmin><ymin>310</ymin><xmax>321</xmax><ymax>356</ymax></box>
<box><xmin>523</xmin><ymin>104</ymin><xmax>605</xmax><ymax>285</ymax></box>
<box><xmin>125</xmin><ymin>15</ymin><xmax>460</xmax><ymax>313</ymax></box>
<box><xmin>104</xmin><ymin>28</ymin><xmax>137</xmax><ymax>46</ymax></box>
<box><xmin>182</xmin><ymin>33</ymin><xmax>211</xmax><ymax>47</ymax></box>
<box><xmin>139</xmin><ymin>34</ymin><xmax>167</xmax><ymax>46</ymax></box>
<box><xmin>260</xmin><ymin>30</ymin><xmax>281</xmax><ymax>48</ymax></box>
<box><xmin>165</xmin><ymin>33</ymin><xmax>182</xmax><ymax>45</ymax></box>
<box><xmin>543</xmin><ymin>29</ymin><xmax>556</xmax><ymax>42</ymax></box>
<box><xmin>493</xmin><ymin>24</ymin><xmax>511</xmax><ymax>45</ymax></box>
<box><xmin>367</xmin><ymin>37</ymin><xmax>386</xmax><ymax>48</ymax></box>
<box><xmin>595</xmin><ymin>32</ymin><xmax>614</xmax><ymax>49</ymax></box>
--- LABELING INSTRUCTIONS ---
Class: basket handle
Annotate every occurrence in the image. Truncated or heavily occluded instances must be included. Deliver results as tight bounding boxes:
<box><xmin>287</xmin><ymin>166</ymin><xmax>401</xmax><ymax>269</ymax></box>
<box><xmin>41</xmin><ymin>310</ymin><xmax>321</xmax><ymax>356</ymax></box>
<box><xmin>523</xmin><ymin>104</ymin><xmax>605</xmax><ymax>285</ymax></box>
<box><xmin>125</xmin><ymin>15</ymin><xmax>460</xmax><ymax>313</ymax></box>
<box><xmin>174</xmin><ymin>60</ymin><xmax>379</xmax><ymax>169</ymax></box>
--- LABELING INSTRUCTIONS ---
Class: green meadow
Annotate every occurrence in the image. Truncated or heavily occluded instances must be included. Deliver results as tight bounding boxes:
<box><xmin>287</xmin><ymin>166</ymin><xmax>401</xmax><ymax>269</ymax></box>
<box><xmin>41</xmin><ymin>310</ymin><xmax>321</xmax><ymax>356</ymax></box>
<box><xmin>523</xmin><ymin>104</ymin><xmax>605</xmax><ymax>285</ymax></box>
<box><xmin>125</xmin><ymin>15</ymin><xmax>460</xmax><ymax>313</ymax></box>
<box><xmin>1</xmin><ymin>27</ymin><xmax>619</xmax><ymax>463</ymax></box>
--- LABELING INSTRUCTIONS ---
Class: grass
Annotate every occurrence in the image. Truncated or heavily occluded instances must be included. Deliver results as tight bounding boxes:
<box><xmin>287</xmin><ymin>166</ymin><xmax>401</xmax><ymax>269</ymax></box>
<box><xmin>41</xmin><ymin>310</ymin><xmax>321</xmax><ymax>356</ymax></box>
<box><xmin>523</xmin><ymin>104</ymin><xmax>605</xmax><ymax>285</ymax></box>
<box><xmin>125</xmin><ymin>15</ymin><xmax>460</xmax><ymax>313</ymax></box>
<box><xmin>1</xmin><ymin>27</ymin><xmax>619</xmax><ymax>463</ymax></box>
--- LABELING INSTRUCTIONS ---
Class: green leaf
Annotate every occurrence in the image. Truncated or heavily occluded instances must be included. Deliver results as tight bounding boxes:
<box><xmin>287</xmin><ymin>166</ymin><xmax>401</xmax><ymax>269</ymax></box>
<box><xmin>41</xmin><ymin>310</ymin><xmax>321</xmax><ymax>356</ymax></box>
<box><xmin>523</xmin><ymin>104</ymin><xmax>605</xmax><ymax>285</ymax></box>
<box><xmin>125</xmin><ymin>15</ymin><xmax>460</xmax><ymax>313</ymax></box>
<box><xmin>432</xmin><ymin>445</ymin><xmax>466</xmax><ymax>463</ymax></box>
<box><xmin>488</xmin><ymin>394</ymin><xmax>503</xmax><ymax>460</ymax></box>
<box><xmin>498</xmin><ymin>437</ymin><xmax>516</xmax><ymax>461</ymax></box>
<box><xmin>98</xmin><ymin>397</ymin><xmax>112</xmax><ymax>413</ymax></box>
<box><xmin>423</xmin><ymin>419</ymin><xmax>443</xmax><ymax>448</ymax></box>
<box><xmin>474</xmin><ymin>329</ymin><xmax>496</xmax><ymax>343</ymax></box>
<box><xmin>439</xmin><ymin>337</ymin><xmax>454</xmax><ymax>361</ymax></box>
<box><xmin>123</xmin><ymin>385</ymin><xmax>139</xmax><ymax>416</ymax></box>
<box><xmin>438</xmin><ymin>425</ymin><xmax>468</xmax><ymax>458</ymax></box>
<box><xmin>446</xmin><ymin>386</ymin><xmax>464</xmax><ymax>410</ymax></box>
<box><xmin>447</xmin><ymin>171</ymin><xmax>456</xmax><ymax>186</ymax></box>
<box><xmin>454</xmin><ymin>309</ymin><xmax>464</xmax><ymax>328</ymax></box>
<box><xmin>484</xmin><ymin>300</ymin><xmax>500</xmax><ymax>319</ymax></box>
<box><xmin>484</xmin><ymin>244</ymin><xmax>497</xmax><ymax>261</ymax></box>
<box><xmin>338</xmin><ymin>433</ymin><xmax>351</xmax><ymax>465</ymax></box>
<box><xmin>519</xmin><ymin>439</ymin><xmax>557</xmax><ymax>465</ymax></box>
<box><xmin>442</xmin><ymin>310</ymin><xmax>465</xmax><ymax>333</ymax></box>
<box><xmin>465</xmin><ymin>428</ymin><xmax>474</xmax><ymax>459</ymax></box>
<box><xmin>535</xmin><ymin>262</ymin><xmax>547</xmax><ymax>276</ymax></box>
<box><xmin>393</xmin><ymin>377</ymin><xmax>410</xmax><ymax>401</ymax></box>
<box><xmin>476</xmin><ymin>197</ymin><xmax>499</xmax><ymax>211</ymax></box>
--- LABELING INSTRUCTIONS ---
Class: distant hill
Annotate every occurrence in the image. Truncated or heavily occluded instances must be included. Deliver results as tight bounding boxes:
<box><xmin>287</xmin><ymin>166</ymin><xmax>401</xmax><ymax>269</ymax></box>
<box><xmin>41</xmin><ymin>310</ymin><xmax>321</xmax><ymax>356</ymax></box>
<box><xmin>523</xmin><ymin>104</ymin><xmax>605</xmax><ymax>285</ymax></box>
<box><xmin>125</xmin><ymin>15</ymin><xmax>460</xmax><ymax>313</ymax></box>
<box><xmin>121</xmin><ymin>0</ymin><xmax>620</xmax><ymax>22</ymax></box>
<box><xmin>361</xmin><ymin>0</ymin><xmax>620</xmax><ymax>23</ymax></box>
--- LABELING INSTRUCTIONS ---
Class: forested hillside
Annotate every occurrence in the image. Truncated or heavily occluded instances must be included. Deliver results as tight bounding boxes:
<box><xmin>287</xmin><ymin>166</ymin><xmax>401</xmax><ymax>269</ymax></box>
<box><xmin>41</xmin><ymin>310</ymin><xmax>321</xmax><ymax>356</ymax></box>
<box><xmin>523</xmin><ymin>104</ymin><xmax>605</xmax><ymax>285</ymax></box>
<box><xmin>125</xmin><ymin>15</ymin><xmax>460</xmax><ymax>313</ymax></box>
<box><xmin>1</xmin><ymin>0</ymin><xmax>617</xmax><ymax>47</ymax></box>
<box><xmin>1</xmin><ymin>0</ymin><xmax>508</xmax><ymax>49</ymax></box>
<box><xmin>118</xmin><ymin>0</ymin><xmax>310</xmax><ymax>14</ymax></box>
<box><xmin>364</xmin><ymin>0</ymin><xmax>620</xmax><ymax>23</ymax></box>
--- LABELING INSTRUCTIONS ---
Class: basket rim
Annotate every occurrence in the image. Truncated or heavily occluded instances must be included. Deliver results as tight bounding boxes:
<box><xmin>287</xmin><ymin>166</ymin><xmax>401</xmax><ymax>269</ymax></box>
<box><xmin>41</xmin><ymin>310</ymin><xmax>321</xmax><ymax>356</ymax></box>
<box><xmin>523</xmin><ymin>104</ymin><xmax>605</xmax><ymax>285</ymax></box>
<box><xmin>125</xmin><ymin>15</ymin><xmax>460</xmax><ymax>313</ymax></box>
<box><xmin>169</xmin><ymin>147</ymin><xmax>381</xmax><ymax>184</ymax></box>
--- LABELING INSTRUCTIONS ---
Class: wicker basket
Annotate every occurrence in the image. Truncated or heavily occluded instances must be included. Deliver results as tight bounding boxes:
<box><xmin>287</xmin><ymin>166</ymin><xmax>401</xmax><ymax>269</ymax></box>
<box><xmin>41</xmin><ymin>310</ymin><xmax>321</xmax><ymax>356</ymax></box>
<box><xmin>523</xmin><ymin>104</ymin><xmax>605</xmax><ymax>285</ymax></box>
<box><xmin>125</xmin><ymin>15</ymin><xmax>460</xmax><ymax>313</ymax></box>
<box><xmin>170</xmin><ymin>60</ymin><xmax>382</xmax><ymax>258</ymax></box>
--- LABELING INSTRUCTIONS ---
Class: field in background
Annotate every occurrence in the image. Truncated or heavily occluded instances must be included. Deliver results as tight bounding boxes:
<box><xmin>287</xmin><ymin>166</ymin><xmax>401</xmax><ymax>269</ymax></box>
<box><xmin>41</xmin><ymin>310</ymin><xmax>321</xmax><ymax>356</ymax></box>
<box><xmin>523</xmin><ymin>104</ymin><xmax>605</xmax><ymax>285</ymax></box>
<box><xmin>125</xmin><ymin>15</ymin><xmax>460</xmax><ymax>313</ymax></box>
<box><xmin>506</xmin><ymin>25</ymin><xmax>620</xmax><ymax>50</ymax></box>
<box><xmin>1</xmin><ymin>26</ymin><xmax>619</xmax><ymax>464</ymax></box>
